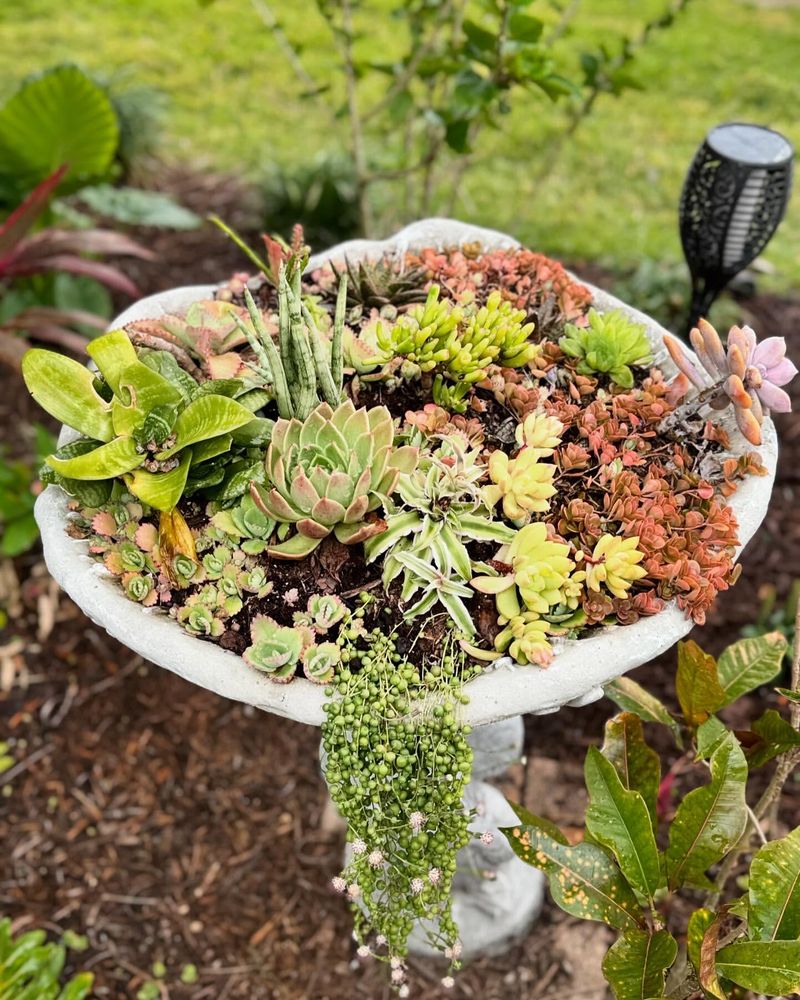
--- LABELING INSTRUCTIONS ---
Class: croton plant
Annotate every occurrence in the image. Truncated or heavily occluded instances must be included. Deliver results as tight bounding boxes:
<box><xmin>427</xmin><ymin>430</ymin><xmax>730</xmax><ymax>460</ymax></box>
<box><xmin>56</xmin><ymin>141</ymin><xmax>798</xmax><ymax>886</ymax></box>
<box><xmin>20</xmin><ymin>229</ymin><xmax>798</xmax><ymax>986</ymax></box>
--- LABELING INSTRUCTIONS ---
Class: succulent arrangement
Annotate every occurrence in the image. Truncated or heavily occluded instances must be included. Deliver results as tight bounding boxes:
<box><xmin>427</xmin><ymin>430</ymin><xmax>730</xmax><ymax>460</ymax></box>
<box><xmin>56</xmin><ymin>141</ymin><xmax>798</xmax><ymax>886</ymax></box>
<box><xmin>22</xmin><ymin>233</ymin><xmax>796</xmax><ymax>985</ymax></box>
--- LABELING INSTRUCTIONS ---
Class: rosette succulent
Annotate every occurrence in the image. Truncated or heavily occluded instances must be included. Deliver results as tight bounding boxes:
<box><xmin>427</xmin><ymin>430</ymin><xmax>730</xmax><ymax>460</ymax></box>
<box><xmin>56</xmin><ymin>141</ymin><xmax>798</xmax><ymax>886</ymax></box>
<box><xmin>576</xmin><ymin>534</ymin><xmax>647</xmax><ymax>599</ymax></box>
<box><xmin>560</xmin><ymin>308</ymin><xmax>653</xmax><ymax>388</ymax></box>
<box><xmin>252</xmin><ymin>400</ymin><xmax>418</xmax><ymax>558</ymax></box>
<box><xmin>665</xmin><ymin>319</ymin><xmax>799</xmax><ymax>446</ymax></box>
<box><xmin>471</xmin><ymin>521</ymin><xmax>578</xmax><ymax>620</ymax></box>
<box><xmin>243</xmin><ymin>615</ymin><xmax>311</xmax><ymax>682</ymax></box>
<box><xmin>483</xmin><ymin>448</ymin><xmax>557</xmax><ymax>523</ymax></box>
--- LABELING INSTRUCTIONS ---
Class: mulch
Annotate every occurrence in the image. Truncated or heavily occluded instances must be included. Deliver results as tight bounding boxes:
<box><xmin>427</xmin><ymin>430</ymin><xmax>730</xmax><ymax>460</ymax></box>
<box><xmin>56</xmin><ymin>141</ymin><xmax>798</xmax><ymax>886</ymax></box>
<box><xmin>1</xmin><ymin>171</ymin><xmax>799</xmax><ymax>999</ymax></box>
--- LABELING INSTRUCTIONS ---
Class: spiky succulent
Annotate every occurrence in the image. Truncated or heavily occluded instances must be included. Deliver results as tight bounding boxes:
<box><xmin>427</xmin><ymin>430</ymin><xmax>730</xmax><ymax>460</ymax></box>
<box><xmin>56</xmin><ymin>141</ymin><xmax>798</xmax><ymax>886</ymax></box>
<box><xmin>560</xmin><ymin>308</ymin><xmax>653</xmax><ymax>388</ymax></box>
<box><xmin>665</xmin><ymin>319</ymin><xmax>799</xmax><ymax>446</ymax></box>
<box><xmin>23</xmin><ymin>329</ymin><xmax>257</xmax><ymax>511</ymax></box>
<box><xmin>471</xmin><ymin>521</ymin><xmax>578</xmax><ymax>620</ymax></box>
<box><xmin>243</xmin><ymin>615</ymin><xmax>312</xmax><ymax>682</ymax></box>
<box><xmin>365</xmin><ymin>436</ymin><xmax>513</xmax><ymax>634</ymax></box>
<box><xmin>325</xmin><ymin>256</ymin><xmax>429</xmax><ymax>309</ymax></box>
<box><xmin>577</xmin><ymin>534</ymin><xmax>647</xmax><ymax>599</ymax></box>
<box><xmin>252</xmin><ymin>399</ymin><xmax>418</xmax><ymax>558</ymax></box>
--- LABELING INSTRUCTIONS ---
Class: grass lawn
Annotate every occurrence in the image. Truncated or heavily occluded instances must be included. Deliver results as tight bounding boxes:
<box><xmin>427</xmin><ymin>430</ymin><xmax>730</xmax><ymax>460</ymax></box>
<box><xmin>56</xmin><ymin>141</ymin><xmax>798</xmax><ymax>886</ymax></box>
<box><xmin>1</xmin><ymin>0</ymin><xmax>798</xmax><ymax>288</ymax></box>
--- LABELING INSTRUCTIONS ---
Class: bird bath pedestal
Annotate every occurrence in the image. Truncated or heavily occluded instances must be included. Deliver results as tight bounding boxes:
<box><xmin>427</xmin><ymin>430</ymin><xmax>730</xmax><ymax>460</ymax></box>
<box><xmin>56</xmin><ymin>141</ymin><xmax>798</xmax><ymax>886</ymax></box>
<box><xmin>33</xmin><ymin>219</ymin><xmax>777</xmax><ymax>961</ymax></box>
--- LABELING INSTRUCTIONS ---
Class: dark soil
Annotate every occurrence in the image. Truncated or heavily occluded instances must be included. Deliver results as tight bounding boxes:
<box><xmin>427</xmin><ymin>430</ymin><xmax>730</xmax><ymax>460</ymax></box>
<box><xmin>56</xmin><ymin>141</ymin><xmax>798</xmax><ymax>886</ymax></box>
<box><xmin>2</xmin><ymin>173</ymin><xmax>799</xmax><ymax>999</ymax></box>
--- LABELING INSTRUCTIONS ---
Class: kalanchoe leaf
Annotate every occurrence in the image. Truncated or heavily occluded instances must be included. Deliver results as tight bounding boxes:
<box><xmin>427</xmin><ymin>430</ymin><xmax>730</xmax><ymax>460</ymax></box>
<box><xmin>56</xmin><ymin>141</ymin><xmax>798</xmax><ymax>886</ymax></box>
<box><xmin>243</xmin><ymin>615</ymin><xmax>306</xmax><ymax>683</ymax></box>
<box><xmin>302</xmin><ymin>641</ymin><xmax>340</xmax><ymax>684</ymax></box>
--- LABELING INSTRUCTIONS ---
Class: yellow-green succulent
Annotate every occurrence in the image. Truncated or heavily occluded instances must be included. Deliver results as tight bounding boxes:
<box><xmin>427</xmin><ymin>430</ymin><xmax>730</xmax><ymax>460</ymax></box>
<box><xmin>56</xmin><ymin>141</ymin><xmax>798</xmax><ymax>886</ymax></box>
<box><xmin>515</xmin><ymin>410</ymin><xmax>564</xmax><ymax>458</ymax></box>
<box><xmin>494</xmin><ymin>613</ymin><xmax>555</xmax><ymax>666</ymax></box>
<box><xmin>577</xmin><ymin>534</ymin><xmax>647</xmax><ymax>599</ymax></box>
<box><xmin>483</xmin><ymin>448</ymin><xmax>557</xmax><ymax>523</ymax></box>
<box><xmin>471</xmin><ymin>521</ymin><xmax>577</xmax><ymax>619</ymax></box>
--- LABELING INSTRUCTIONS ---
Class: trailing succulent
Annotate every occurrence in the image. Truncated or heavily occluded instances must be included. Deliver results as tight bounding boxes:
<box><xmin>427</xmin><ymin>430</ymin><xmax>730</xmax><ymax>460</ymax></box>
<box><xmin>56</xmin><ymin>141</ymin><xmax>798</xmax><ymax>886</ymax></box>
<box><xmin>23</xmin><ymin>231</ymin><xmax>798</xmax><ymax>989</ymax></box>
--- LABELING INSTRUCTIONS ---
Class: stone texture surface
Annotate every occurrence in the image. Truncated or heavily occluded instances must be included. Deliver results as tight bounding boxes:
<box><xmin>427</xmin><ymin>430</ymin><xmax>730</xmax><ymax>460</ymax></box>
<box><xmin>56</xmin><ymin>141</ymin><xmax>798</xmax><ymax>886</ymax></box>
<box><xmin>35</xmin><ymin>218</ymin><xmax>779</xmax><ymax>727</ymax></box>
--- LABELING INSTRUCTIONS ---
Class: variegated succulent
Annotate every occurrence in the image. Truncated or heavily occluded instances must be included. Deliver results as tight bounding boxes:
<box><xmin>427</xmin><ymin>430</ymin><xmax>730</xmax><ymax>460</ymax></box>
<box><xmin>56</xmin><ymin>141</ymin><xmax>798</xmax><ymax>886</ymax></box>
<box><xmin>252</xmin><ymin>399</ymin><xmax>418</xmax><ymax>558</ymax></box>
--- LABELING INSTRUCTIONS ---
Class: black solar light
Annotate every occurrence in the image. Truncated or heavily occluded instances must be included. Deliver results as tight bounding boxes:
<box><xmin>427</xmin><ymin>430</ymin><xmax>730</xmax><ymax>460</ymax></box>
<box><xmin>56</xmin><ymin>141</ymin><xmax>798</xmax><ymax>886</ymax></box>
<box><xmin>679</xmin><ymin>123</ymin><xmax>793</xmax><ymax>335</ymax></box>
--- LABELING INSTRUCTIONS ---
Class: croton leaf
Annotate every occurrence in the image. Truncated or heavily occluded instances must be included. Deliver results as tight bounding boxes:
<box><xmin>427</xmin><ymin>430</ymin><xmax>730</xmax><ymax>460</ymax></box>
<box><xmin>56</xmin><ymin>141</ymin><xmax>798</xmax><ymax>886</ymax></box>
<box><xmin>748</xmin><ymin>827</ymin><xmax>800</xmax><ymax>941</ymax></box>
<box><xmin>676</xmin><ymin>640</ymin><xmax>725</xmax><ymax>727</ymax></box>
<box><xmin>601</xmin><ymin>929</ymin><xmax>677</xmax><ymax>1000</ymax></box>
<box><xmin>743</xmin><ymin>709</ymin><xmax>800</xmax><ymax>768</ymax></box>
<box><xmin>716</xmin><ymin>633</ymin><xmax>786</xmax><ymax>706</ymax></box>
<box><xmin>665</xmin><ymin>733</ymin><xmax>747</xmax><ymax>890</ymax></box>
<box><xmin>501</xmin><ymin>805</ymin><xmax>645</xmax><ymax>931</ymax></box>
<box><xmin>22</xmin><ymin>348</ymin><xmax>113</xmax><ymax>442</ymax></box>
<box><xmin>687</xmin><ymin>909</ymin><xmax>727</xmax><ymax>1000</ymax></box>
<box><xmin>604</xmin><ymin>677</ymin><xmax>683</xmax><ymax>746</ymax></box>
<box><xmin>715</xmin><ymin>940</ymin><xmax>800</xmax><ymax>995</ymax></box>
<box><xmin>601</xmin><ymin>713</ymin><xmax>661</xmax><ymax>827</ymax></box>
<box><xmin>584</xmin><ymin>747</ymin><xmax>663</xmax><ymax>902</ymax></box>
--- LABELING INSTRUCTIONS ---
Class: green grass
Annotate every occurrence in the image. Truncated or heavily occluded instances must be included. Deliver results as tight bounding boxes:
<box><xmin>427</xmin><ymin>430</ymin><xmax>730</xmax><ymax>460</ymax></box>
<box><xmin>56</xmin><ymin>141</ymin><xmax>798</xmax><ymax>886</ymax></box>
<box><xmin>0</xmin><ymin>0</ymin><xmax>798</xmax><ymax>288</ymax></box>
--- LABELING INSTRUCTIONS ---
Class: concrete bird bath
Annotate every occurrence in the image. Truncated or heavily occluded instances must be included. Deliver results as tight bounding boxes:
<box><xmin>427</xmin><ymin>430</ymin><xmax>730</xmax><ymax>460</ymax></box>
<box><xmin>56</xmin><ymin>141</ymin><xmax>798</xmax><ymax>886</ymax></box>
<box><xmin>34</xmin><ymin>219</ymin><xmax>778</xmax><ymax>959</ymax></box>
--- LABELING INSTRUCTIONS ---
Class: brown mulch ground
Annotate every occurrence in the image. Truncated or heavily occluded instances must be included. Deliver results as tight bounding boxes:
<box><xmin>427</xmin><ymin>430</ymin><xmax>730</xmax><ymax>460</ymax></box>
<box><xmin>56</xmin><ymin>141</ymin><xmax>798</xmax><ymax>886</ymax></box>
<box><xmin>1</xmin><ymin>173</ymin><xmax>799</xmax><ymax>998</ymax></box>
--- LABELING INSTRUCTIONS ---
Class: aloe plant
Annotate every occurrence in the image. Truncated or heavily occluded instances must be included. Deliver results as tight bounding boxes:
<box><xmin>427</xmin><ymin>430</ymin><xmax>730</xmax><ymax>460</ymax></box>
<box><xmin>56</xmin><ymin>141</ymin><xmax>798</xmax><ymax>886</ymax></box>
<box><xmin>22</xmin><ymin>329</ymin><xmax>258</xmax><ymax>510</ymax></box>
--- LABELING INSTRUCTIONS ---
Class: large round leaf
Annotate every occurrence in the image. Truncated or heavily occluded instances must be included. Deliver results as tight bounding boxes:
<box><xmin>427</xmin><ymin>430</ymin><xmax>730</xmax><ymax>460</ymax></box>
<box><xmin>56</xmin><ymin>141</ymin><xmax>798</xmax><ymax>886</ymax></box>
<box><xmin>0</xmin><ymin>65</ymin><xmax>119</xmax><ymax>196</ymax></box>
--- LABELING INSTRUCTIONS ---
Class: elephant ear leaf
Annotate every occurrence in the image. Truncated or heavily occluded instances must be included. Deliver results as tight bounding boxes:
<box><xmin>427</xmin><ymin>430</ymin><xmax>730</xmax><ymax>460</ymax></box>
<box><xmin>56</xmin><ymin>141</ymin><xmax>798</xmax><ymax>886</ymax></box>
<box><xmin>665</xmin><ymin>733</ymin><xmax>747</xmax><ymax>890</ymax></box>
<box><xmin>601</xmin><ymin>929</ymin><xmax>677</xmax><ymax>1000</ymax></box>
<box><xmin>22</xmin><ymin>349</ymin><xmax>113</xmax><ymax>442</ymax></box>
<box><xmin>748</xmin><ymin>827</ymin><xmax>800</xmax><ymax>941</ymax></box>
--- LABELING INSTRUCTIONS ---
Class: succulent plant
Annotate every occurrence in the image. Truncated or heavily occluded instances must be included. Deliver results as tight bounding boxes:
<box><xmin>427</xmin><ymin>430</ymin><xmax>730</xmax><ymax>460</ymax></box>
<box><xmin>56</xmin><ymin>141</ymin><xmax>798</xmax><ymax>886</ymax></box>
<box><xmin>483</xmin><ymin>447</ymin><xmax>557</xmax><ymax>523</ymax></box>
<box><xmin>560</xmin><ymin>308</ymin><xmax>653</xmax><ymax>388</ymax></box>
<box><xmin>125</xmin><ymin>300</ymin><xmax>252</xmax><ymax>379</ymax></box>
<box><xmin>252</xmin><ymin>399</ymin><xmax>418</xmax><ymax>559</ymax></box>
<box><xmin>365</xmin><ymin>437</ymin><xmax>513</xmax><ymax>633</ymax></box>
<box><xmin>515</xmin><ymin>410</ymin><xmax>564</xmax><ymax>457</ymax></box>
<box><xmin>319</xmin><ymin>255</ymin><xmax>429</xmax><ymax>310</ymax></box>
<box><xmin>210</xmin><ymin>493</ymin><xmax>277</xmax><ymax>554</ymax></box>
<box><xmin>664</xmin><ymin>319</ymin><xmax>798</xmax><ymax>446</ymax></box>
<box><xmin>243</xmin><ymin>615</ymin><xmax>310</xmax><ymax>682</ymax></box>
<box><xmin>471</xmin><ymin>521</ymin><xmax>578</xmax><ymax>621</ymax></box>
<box><xmin>233</xmin><ymin>271</ymin><xmax>347</xmax><ymax>421</ymax></box>
<box><xmin>302</xmin><ymin>641</ymin><xmax>340</xmax><ymax>683</ymax></box>
<box><xmin>175</xmin><ymin>584</ymin><xmax>239</xmax><ymax>637</ymax></box>
<box><xmin>307</xmin><ymin>594</ymin><xmax>348</xmax><ymax>632</ymax></box>
<box><xmin>494</xmin><ymin>613</ymin><xmax>555</xmax><ymax>666</ymax></box>
<box><xmin>376</xmin><ymin>287</ymin><xmax>539</xmax><ymax>410</ymax></box>
<box><xmin>22</xmin><ymin>329</ymin><xmax>257</xmax><ymax>511</ymax></box>
<box><xmin>576</xmin><ymin>534</ymin><xmax>647</xmax><ymax>599</ymax></box>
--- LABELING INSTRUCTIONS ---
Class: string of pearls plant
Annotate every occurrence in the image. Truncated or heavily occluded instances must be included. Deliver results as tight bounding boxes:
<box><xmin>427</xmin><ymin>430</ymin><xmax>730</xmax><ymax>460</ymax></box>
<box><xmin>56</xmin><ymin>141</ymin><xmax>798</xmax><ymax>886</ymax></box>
<box><xmin>322</xmin><ymin>619</ymin><xmax>481</xmax><ymax>992</ymax></box>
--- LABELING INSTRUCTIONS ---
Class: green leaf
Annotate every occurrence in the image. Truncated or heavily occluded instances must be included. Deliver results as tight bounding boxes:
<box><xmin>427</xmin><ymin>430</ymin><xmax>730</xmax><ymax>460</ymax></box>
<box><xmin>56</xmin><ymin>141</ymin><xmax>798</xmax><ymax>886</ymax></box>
<box><xmin>696</xmin><ymin>716</ymin><xmax>729</xmax><ymax>761</ymax></box>
<box><xmin>124</xmin><ymin>451</ymin><xmax>192</xmax><ymax>511</ymax></box>
<box><xmin>463</xmin><ymin>19</ymin><xmax>496</xmax><ymax>52</ymax></box>
<box><xmin>749</xmin><ymin>827</ymin><xmax>800</xmax><ymax>941</ymax></box>
<box><xmin>665</xmin><ymin>734</ymin><xmax>748</xmax><ymax>889</ymax></box>
<box><xmin>507</xmin><ymin>801</ymin><xmax>569</xmax><ymax>844</ymax></box>
<box><xmin>157</xmin><ymin>395</ymin><xmax>253</xmax><ymax>457</ymax></box>
<box><xmin>676</xmin><ymin>640</ymin><xmax>725</xmax><ymax>727</ymax></box>
<box><xmin>76</xmin><ymin>185</ymin><xmax>201</xmax><ymax>229</ymax></box>
<box><xmin>776</xmin><ymin>687</ymin><xmax>800</xmax><ymax>703</ymax></box>
<box><xmin>604</xmin><ymin>677</ymin><xmax>683</xmax><ymax>746</ymax></box>
<box><xmin>716</xmin><ymin>633</ymin><xmax>786</xmax><ymax>705</ymax></box>
<box><xmin>0</xmin><ymin>513</ymin><xmax>39</xmax><ymax>557</ymax></box>
<box><xmin>22</xmin><ymin>349</ymin><xmax>113</xmax><ymax>442</ymax></box>
<box><xmin>745</xmin><ymin>709</ymin><xmax>800</xmax><ymax>768</ymax></box>
<box><xmin>601</xmin><ymin>712</ymin><xmax>661</xmax><ymax>827</ymax></box>
<box><xmin>585</xmin><ymin>747</ymin><xmax>663</xmax><ymax>901</ymax></box>
<box><xmin>86</xmin><ymin>329</ymin><xmax>139</xmax><ymax>395</ymax></box>
<box><xmin>501</xmin><ymin>817</ymin><xmax>644</xmax><ymax>931</ymax></box>
<box><xmin>687</xmin><ymin>908</ymin><xmax>715</xmax><ymax>973</ymax></box>
<box><xmin>0</xmin><ymin>65</ymin><xmax>118</xmax><ymax>195</ymax></box>
<box><xmin>47</xmin><ymin>436</ymin><xmax>141</xmax><ymax>480</ymax></box>
<box><xmin>715</xmin><ymin>940</ymin><xmax>800</xmax><ymax>994</ymax></box>
<box><xmin>508</xmin><ymin>11</ymin><xmax>543</xmax><ymax>42</ymax></box>
<box><xmin>601</xmin><ymin>929</ymin><xmax>677</xmax><ymax>1000</ymax></box>
<box><xmin>687</xmin><ymin>909</ymin><xmax>727</xmax><ymax>999</ymax></box>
